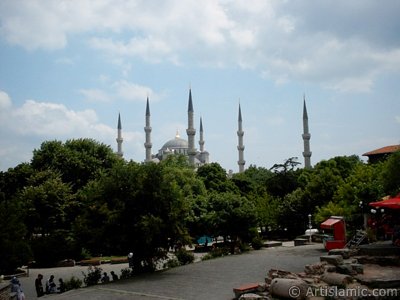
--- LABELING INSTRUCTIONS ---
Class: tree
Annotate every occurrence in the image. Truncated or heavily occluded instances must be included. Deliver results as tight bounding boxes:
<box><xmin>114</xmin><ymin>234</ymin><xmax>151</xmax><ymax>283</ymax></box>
<box><xmin>31</xmin><ymin>139</ymin><xmax>119</xmax><ymax>191</ymax></box>
<box><xmin>74</xmin><ymin>161</ymin><xmax>192</xmax><ymax>272</ymax></box>
<box><xmin>0</xmin><ymin>165</ymin><xmax>34</xmax><ymax>273</ymax></box>
<box><xmin>380</xmin><ymin>151</ymin><xmax>400</xmax><ymax>196</ymax></box>
<box><xmin>196</xmin><ymin>162</ymin><xmax>238</xmax><ymax>193</ymax></box>
<box><xmin>206</xmin><ymin>192</ymin><xmax>258</xmax><ymax>251</ymax></box>
<box><xmin>266</xmin><ymin>157</ymin><xmax>301</xmax><ymax>197</ymax></box>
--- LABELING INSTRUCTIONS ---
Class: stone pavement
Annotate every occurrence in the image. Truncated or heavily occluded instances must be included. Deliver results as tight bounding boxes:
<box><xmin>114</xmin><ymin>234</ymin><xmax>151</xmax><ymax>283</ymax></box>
<box><xmin>18</xmin><ymin>243</ymin><xmax>324</xmax><ymax>299</ymax></box>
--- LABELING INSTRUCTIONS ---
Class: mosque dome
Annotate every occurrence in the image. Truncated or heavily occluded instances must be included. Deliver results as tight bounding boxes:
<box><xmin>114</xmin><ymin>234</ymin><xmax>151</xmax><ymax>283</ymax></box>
<box><xmin>161</xmin><ymin>132</ymin><xmax>188</xmax><ymax>151</ymax></box>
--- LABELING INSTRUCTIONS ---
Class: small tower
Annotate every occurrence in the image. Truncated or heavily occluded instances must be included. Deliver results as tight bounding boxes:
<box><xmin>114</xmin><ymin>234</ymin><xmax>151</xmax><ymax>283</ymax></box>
<box><xmin>302</xmin><ymin>95</ymin><xmax>312</xmax><ymax>169</ymax></box>
<box><xmin>144</xmin><ymin>97</ymin><xmax>152</xmax><ymax>162</ymax></box>
<box><xmin>186</xmin><ymin>89</ymin><xmax>196</xmax><ymax>166</ymax></box>
<box><xmin>116</xmin><ymin>113</ymin><xmax>123</xmax><ymax>158</ymax></box>
<box><xmin>198</xmin><ymin>117</ymin><xmax>209</xmax><ymax>164</ymax></box>
<box><xmin>237</xmin><ymin>103</ymin><xmax>245</xmax><ymax>173</ymax></box>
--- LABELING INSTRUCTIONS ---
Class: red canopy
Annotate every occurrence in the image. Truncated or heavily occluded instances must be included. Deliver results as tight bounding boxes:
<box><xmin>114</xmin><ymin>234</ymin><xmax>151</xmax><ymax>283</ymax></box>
<box><xmin>369</xmin><ymin>195</ymin><xmax>400</xmax><ymax>210</ymax></box>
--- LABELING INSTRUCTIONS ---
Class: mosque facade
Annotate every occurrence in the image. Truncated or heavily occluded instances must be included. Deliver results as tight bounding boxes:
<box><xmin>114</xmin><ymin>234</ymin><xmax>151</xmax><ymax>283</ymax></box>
<box><xmin>116</xmin><ymin>89</ymin><xmax>312</xmax><ymax>172</ymax></box>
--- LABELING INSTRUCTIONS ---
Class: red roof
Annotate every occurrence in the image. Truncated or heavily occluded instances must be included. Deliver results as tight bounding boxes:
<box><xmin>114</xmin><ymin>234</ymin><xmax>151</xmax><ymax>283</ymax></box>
<box><xmin>363</xmin><ymin>145</ymin><xmax>400</xmax><ymax>156</ymax></box>
<box><xmin>321</xmin><ymin>217</ymin><xmax>343</xmax><ymax>228</ymax></box>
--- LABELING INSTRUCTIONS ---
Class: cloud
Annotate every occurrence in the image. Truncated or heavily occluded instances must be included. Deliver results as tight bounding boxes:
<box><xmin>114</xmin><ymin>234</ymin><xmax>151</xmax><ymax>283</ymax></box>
<box><xmin>0</xmin><ymin>90</ymin><xmax>12</xmax><ymax>109</ymax></box>
<box><xmin>113</xmin><ymin>80</ymin><xmax>162</xmax><ymax>102</ymax></box>
<box><xmin>1</xmin><ymin>1</ymin><xmax>400</xmax><ymax>93</ymax></box>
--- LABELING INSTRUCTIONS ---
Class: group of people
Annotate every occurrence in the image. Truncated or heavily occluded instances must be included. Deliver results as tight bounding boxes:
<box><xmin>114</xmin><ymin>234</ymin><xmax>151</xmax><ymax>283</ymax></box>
<box><xmin>101</xmin><ymin>271</ymin><xmax>119</xmax><ymax>283</ymax></box>
<box><xmin>35</xmin><ymin>274</ymin><xmax>65</xmax><ymax>297</ymax></box>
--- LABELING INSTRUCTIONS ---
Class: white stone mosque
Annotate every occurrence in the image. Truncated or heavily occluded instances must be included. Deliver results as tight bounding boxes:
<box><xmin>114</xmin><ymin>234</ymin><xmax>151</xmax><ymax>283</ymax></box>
<box><xmin>115</xmin><ymin>89</ymin><xmax>312</xmax><ymax>172</ymax></box>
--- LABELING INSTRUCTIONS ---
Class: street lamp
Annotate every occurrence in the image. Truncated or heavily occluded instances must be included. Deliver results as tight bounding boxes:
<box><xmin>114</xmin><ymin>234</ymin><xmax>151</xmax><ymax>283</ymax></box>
<box><xmin>308</xmin><ymin>214</ymin><xmax>312</xmax><ymax>243</ymax></box>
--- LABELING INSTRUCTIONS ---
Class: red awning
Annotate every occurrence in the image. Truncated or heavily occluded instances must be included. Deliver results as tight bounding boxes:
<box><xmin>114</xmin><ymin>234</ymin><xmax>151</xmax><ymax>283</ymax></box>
<box><xmin>369</xmin><ymin>195</ymin><xmax>400</xmax><ymax>210</ymax></box>
<box><xmin>321</xmin><ymin>218</ymin><xmax>342</xmax><ymax>228</ymax></box>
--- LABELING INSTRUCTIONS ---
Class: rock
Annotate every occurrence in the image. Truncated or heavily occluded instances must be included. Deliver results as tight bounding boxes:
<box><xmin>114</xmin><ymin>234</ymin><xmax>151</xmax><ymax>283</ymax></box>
<box><xmin>336</xmin><ymin>264</ymin><xmax>355</xmax><ymax>275</ymax></box>
<box><xmin>328</xmin><ymin>248</ymin><xmax>352</xmax><ymax>259</ymax></box>
<box><xmin>324</xmin><ymin>264</ymin><xmax>336</xmax><ymax>272</ymax></box>
<box><xmin>270</xmin><ymin>278</ymin><xmax>308</xmax><ymax>300</ymax></box>
<box><xmin>239</xmin><ymin>293</ymin><xmax>263</xmax><ymax>299</ymax></box>
<box><xmin>320</xmin><ymin>255</ymin><xmax>343</xmax><ymax>266</ymax></box>
<box><xmin>320</xmin><ymin>272</ymin><xmax>353</xmax><ymax>286</ymax></box>
<box><xmin>304</xmin><ymin>262</ymin><xmax>326</xmax><ymax>275</ymax></box>
<box><xmin>351</xmin><ymin>263</ymin><xmax>364</xmax><ymax>274</ymax></box>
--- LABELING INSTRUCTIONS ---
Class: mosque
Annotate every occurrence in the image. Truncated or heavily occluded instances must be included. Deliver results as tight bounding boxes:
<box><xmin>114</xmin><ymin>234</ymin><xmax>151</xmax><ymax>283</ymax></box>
<box><xmin>115</xmin><ymin>89</ymin><xmax>312</xmax><ymax>172</ymax></box>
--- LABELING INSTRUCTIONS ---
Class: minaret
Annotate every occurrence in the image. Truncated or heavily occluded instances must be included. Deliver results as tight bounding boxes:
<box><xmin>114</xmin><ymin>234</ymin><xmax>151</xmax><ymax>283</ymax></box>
<box><xmin>116</xmin><ymin>113</ymin><xmax>123</xmax><ymax>158</ymax></box>
<box><xmin>186</xmin><ymin>89</ymin><xmax>196</xmax><ymax>166</ymax></box>
<box><xmin>302</xmin><ymin>95</ymin><xmax>312</xmax><ymax>169</ymax></box>
<box><xmin>199</xmin><ymin>117</ymin><xmax>205</xmax><ymax>153</ymax></box>
<box><xmin>237</xmin><ymin>103</ymin><xmax>245</xmax><ymax>173</ymax></box>
<box><xmin>144</xmin><ymin>97</ymin><xmax>152</xmax><ymax>162</ymax></box>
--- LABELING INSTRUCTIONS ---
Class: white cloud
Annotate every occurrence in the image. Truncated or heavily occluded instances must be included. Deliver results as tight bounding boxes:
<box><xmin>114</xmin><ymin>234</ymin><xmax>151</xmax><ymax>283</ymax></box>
<box><xmin>1</xmin><ymin>1</ymin><xmax>400</xmax><ymax>93</ymax></box>
<box><xmin>113</xmin><ymin>80</ymin><xmax>162</xmax><ymax>102</ymax></box>
<box><xmin>12</xmin><ymin>100</ymin><xmax>99</xmax><ymax>136</ymax></box>
<box><xmin>0</xmin><ymin>90</ymin><xmax>12</xmax><ymax>109</ymax></box>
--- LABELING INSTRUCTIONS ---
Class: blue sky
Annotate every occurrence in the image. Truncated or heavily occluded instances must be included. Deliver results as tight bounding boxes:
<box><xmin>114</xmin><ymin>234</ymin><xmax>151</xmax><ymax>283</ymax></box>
<box><xmin>0</xmin><ymin>0</ymin><xmax>399</xmax><ymax>172</ymax></box>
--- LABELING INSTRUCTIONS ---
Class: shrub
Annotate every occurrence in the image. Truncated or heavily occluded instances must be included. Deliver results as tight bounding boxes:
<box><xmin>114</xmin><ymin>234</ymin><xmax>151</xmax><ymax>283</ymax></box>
<box><xmin>175</xmin><ymin>248</ymin><xmax>195</xmax><ymax>265</ymax></box>
<box><xmin>164</xmin><ymin>258</ymin><xmax>180</xmax><ymax>269</ymax></box>
<box><xmin>82</xmin><ymin>266</ymin><xmax>102</xmax><ymax>286</ymax></box>
<box><xmin>201</xmin><ymin>247</ymin><xmax>229</xmax><ymax>261</ymax></box>
<box><xmin>64</xmin><ymin>276</ymin><xmax>82</xmax><ymax>290</ymax></box>
<box><xmin>251</xmin><ymin>236</ymin><xmax>264</xmax><ymax>250</ymax></box>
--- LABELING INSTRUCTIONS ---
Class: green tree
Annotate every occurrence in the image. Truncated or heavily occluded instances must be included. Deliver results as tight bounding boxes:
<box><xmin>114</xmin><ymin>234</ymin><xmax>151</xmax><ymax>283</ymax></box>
<box><xmin>380</xmin><ymin>151</ymin><xmax>400</xmax><ymax>196</ymax></box>
<box><xmin>75</xmin><ymin>161</ymin><xmax>192</xmax><ymax>272</ymax></box>
<box><xmin>31</xmin><ymin>139</ymin><xmax>118</xmax><ymax>191</ymax></box>
<box><xmin>196</xmin><ymin>162</ymin><xmax>238</xmax><ymax>193</ymax></box>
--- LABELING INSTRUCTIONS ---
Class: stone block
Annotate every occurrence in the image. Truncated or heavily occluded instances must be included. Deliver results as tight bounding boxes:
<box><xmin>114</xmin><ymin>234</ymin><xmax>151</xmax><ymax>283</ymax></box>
<box><xmin>320</xmin><ymin>255</ymin><xmax>343</xmax><ymax>266</ymax></box>
<box><xmin>351</xmin><ymin>263</ymin><xmax>364</xmax><ymax>274</ymax></box>
<box><xmin>270</xmin><ymin>278</ymin><xmax>308</xmax><ymax>299</ymax></box>
<box><xmin>320</xmin><ymin>272</ymin><xmax>353</xmax><ymax>286</ymax></box>
<box><xmin>239</xmin><ymin>293</ymin><xmax>263</xmax><ymax>299</ymax></box>
<box><xmin>328</xmin><ymin>248</ymin><xmax>352</xmax><ymax>259</ymax></box>
<box><xmin>336</xmin><ymin>264</ymin><xmax>355</xmax><ymax>275</ymax></box>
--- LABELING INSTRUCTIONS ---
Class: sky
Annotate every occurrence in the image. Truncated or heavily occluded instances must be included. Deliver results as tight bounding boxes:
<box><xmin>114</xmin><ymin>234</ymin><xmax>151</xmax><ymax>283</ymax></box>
<box><xmin>0</xmin><ymin>0</ymin><xmax>399</xmax><ymax>173</ymax></box>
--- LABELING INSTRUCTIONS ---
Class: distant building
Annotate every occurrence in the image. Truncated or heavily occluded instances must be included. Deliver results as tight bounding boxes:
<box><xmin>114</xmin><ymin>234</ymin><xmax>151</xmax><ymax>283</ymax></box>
<box><xmin>363</xmin><ymin>145</ymin><xmax>400</xmax><ymax>164</ymax></box>
<box><xmin>116</xmin><ymin>92</ymin><xmax>312</xmax><ymax>172</ymax></box>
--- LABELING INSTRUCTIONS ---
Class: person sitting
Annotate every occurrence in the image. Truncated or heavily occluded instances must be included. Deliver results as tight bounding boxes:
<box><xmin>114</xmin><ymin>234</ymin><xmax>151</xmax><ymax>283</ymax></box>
<box><xmin>10</xmin><ymin>277</ymin><xmax>25</xmax><ymax>300</ymax></box>
<box><xmin>110</xmin><ymin>271</ymin><xmax>118</xmax><ymax>281</ymax></box>
<box><xmin>46</xmin><ymin>275</ymin><xmax>57</xmax><ymax>294</ymax></box>
<box><xmin>101</xmin><ymin>272</ymin><xmax>110</xmax><ymax>283</ymax></box>
<box><xmin>58</xmin><ymin>278</ymin><xmax>66</xmax><ymax>293</ymax></box>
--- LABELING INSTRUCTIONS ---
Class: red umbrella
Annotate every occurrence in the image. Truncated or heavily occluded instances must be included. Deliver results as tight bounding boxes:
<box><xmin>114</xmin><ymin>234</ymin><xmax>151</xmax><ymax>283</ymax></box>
<box><xmin>369</xmin><ymin>195</ymin><xmax>400</xmax><ymax>210</ymax></box>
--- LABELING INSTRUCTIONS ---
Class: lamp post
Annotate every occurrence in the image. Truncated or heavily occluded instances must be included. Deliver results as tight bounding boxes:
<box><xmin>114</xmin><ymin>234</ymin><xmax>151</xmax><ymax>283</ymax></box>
<box><xmin>308</xmin><ymin>214</ymin><xmax>312</xmax><ymax>243</ymax></box>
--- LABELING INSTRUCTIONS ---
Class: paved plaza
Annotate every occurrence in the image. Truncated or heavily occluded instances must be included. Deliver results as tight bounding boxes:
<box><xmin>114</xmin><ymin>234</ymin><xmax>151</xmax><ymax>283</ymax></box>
<box><xmin>18</xmin><ymin>243</ymin><xmax>325</xmax><ymax>299</ymax></box>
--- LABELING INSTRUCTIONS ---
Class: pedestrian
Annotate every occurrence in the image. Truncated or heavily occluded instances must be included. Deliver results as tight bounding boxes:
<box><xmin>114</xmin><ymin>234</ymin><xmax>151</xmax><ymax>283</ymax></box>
<box><xmin>110</xmin><ymin>271</ymin><xmax>118</xmax><ymax>281</ymax></box>
<box><xmin>10</xmin><ymin>277</ymin><xmax>25</xmax><ymax>300</ymax></box>
<box><xmin>46</xmin><ymin>275</ymin><xmax>57</xmax><ymax>294</ymax></box>
<box><xmin>58</xmin><ymin>278</ymin><xmax>66</xmax><ymax>293</ymax></box>
<box><xmin>35</xmin><ymin>274</ymin><xmax>44</xmax><ymax>297</ymax></box>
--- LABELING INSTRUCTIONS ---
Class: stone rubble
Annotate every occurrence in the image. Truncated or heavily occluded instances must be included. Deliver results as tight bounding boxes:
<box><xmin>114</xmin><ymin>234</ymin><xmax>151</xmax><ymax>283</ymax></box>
<box><xmin>234</xmin><ymin>249</ymin><xmax>400</xmax><ymax>300</ymax></box>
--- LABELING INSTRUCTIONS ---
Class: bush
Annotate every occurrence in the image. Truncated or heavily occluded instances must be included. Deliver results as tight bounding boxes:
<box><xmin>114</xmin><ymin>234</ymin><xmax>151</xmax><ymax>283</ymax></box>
<box><xmin>251</xmin><ymin>236</ymin><xmax>264</xmax><ymax>250</ymax></box>
<box><xmin>64</xmin><ymin>276</ymin><xmax>82</xmax><ymax>290</ymax></box>
<box><xmin>175</xmin><ymin>248</ymin><xmax>195</xmax><ymax>265</ymax></box>
<box><xmin>201</xmin><ymin>247</ymin><xmax>230</xmax><ymax>261</ymax></box>
<box><xmin>82</xmin><ymin>266</ymin><xmax>102</xmax><ymax>286</ymax></box>
<box><xmin>119</xmin><ymin>268</ymin><xmax>132</xmax><ymax>279</ymax></box>
<box><xmin>164</xmin><ymin>258</ymin><xmax>180</xmax><ymax>269</ymax></box>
